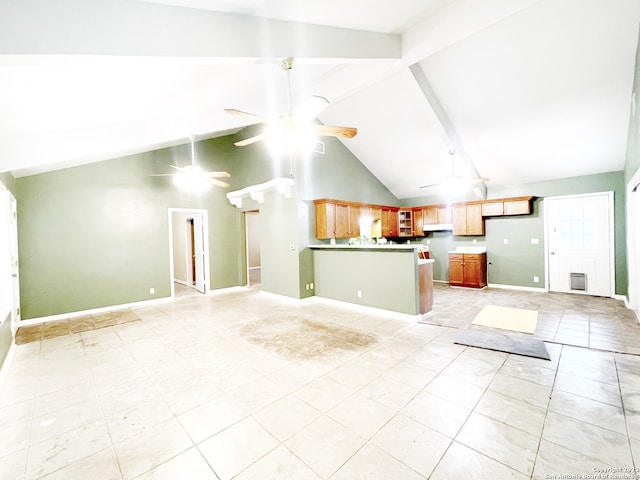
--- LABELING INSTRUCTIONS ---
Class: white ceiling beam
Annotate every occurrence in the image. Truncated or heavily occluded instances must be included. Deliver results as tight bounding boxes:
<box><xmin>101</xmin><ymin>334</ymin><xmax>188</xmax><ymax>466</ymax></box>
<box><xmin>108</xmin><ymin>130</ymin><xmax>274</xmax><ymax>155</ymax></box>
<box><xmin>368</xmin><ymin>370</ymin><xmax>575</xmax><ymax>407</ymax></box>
<box><xmin>402</xmin><ymin>0</ymin><xmax>542</xmax><ymax>64</ymax></box>
<box><xmin>407</xmin><ymin>63</ymin><xmax>487</xmax><ymax>199</ymax></box>
<box><xmin>0</xmin><ymin>0</ymin><xmax>400</xmax><ymax>61</ymax></box>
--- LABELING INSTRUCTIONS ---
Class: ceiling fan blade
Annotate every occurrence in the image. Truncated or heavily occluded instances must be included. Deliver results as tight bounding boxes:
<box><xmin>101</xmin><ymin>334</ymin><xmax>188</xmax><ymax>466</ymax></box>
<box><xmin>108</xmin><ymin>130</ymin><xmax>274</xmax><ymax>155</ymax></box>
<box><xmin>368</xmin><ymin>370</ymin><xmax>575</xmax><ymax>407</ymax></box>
<box><xmin>224</xmin><ymin>109</ymin><xmax>267</xmax><ymax>123</ymax></box>
<box><xmin>312</xmin><ymin>124</ymin><xmax>358</xmax><ymax>139</ymax></box>
<box><xmin>234</xmin><ymin>134</ymin><xmax>265</xmax><ymax>147</ymax></box>
<box><xmin>149</xmin><ymin>174</ymin><xmax>174</xmax><ymax>177</ymax></box>
<box><xmin>204</xmin><ymin>171</ymin><xmax>231</xmax><ymax>178</ymax></box>
<box><xmin>209</xmin><ymin>178</ymin><xmax>230</xmax><ymax>188</ymax></box>
<box><xmin>294</xmin><ymin>95</ymin><xmax>330</xmax><ymax>122</ymax></box>
<box><xmin>169</xmin><ymin>164</ymin><xmax>184</xmax><ymax>171</ymax></box>
<box><xmin>418</xmin><ymin>183</ymin><xmax>440</xmax><ymax>189</ymax></box>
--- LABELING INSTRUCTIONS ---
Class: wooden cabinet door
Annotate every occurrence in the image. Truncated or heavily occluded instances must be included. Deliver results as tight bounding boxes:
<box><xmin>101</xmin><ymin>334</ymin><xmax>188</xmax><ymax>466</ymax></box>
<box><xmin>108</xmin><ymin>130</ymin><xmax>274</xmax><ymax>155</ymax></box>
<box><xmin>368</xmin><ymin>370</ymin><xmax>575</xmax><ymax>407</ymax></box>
<box><xmin>453</xmin><ymin>204</ymin><xmax>484</xmax><ymax>235</ymax></box>
<box><xmin>413</xmin><ymin>208</ymin><xmax>424</xmax><ymax>233</ymax></box>
<box><xmin>448</xmin><ymin>254</ymin><xmax>464</xmax><ymax>285</ymax></box>
<box><xmin>423</xmin><ymin>207</ymin><xmax>438</xmax><ymax>224</ymax></box>
<box><xmin>466</xmin><ymin>204</ymin><xmax>485</xmax><ymax>235</ymax></box>
<box><xmin>462</xmin><ymin>255</ymin><xmax>481</xmax><ymax>286</ymax></box>
<box><xmin>348</xmin><ymin>205</ymin><xmax>361</xmax><ymax>237</ymax></box>
<box><xmin>462</xmin><ymin>253</ymin><xmax>487</xmax><ymax>288</ymax></box>
<box><xmin>504</xmin><ymin>200</ymin><xmax>531</xmax><ymax>215</ymax></box>
<box><xmin>398</xmin><ymin>209</ymin><xmax>413</xmax><ymax>236</ymax></box>
<box><xmin>481</xmin><ymin>202</ymin><xmax>504</xmax><ymax>216</ymax></box>
<box><xmin>381</xmin><ymin>208</ymin><xmax>398</xmax><ymax>237</ymax></box>
<box><xmin>315</xmin><ymin>202</ymin><xmax>336</xmax><ymax>239</ymax></box>
<box><xmin>437</xmin><ymin>206</ymin><xmax>452</xmax><ymax>224</ymax></box>
<box><xmin>452</xmin><ymin>205</ymin><xmax>467</xmax><ymax>235</ymax></box>
<box><xmin>334</xmin><ymin>204</ymin><xmax>349</xmax><ymax>238</ymax></box>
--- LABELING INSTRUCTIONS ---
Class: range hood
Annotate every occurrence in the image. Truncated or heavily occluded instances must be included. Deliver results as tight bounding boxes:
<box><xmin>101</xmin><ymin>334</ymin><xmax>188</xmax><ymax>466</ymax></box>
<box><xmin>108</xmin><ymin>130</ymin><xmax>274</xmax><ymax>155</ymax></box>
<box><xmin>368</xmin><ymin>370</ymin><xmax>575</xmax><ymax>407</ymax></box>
<box><xmin>422</xmin><ymin>223</ymin><xmax>453</xmax><ymax>232</ymax></box>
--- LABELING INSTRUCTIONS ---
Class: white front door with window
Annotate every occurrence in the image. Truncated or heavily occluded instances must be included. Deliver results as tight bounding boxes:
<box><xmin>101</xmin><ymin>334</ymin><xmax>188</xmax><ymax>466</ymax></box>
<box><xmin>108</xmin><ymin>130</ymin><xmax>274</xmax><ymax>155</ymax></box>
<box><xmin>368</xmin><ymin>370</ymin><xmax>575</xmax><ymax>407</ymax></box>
<box><xmin>546</xmin><ymin>192</ymin><xmax>613</xmax><ymax>297</ymax></box>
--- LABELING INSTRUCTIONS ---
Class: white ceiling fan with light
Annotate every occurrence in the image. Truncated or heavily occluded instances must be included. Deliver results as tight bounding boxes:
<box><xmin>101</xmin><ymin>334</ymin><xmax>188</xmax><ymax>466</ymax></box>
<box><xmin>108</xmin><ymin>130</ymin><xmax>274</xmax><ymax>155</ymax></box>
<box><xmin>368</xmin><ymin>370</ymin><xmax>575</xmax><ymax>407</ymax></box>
<box><xmin>151</xmin><ymin>135</ymin><xmax>231</xmax><ymax>189</ymax></box>
<box><xmin>419</xmin><ymin>149</ymin><xmax>489</xmax><ymax>192</ymax></box>
<box><xmin>225</xmin><ymin>57</ymin><xmax>358</xmax><ymax>149</ymax></box>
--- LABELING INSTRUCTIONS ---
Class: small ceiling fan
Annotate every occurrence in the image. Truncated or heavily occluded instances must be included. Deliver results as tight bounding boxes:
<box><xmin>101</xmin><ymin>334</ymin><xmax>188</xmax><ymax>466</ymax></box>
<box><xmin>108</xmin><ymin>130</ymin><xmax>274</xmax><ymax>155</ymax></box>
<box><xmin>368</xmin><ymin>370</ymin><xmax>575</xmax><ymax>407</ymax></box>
<box><xmin>225</xmin><ymin>57</ymin><xmax>358</xmax><ymax>147</ymax></box>
<box><xmin>151</xmin><ymin>135</ymin><xmax>231</xmax><ymax>188</ymax></box>
<box><xmin>419</xmin><ymin>149</ymin><xmax>489</xmax><ymax>190</ymax></box>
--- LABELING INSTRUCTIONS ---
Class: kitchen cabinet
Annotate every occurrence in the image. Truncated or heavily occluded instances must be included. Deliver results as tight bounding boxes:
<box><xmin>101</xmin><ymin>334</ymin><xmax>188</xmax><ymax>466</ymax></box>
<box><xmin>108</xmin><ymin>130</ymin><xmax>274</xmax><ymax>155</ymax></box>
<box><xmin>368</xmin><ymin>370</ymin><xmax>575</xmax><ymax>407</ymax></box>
<box><xmin>504</xmin><ymin>198</ymin><xmax>532</xmax><ymax>215</ymax></box>
<box><xmin>414</xmin><ymin>205</ymin><xmax>452</xmax><ymax>233</ymax></box>
<box><xmin>335</xmin><ymin>204</ymin><xmax>360</xmax><ymax>238</ymax></box>
<box><xmin>449</xmin><ymin>252</ymin><xmax>487</xmax><ymax>288</ymax></box>
<box><xmin>381</xmin><ymin>207</ymin><xmax>399</xmax><ymax>237</ymax></box>
<box><xmin>452</xmin><ymin>204</ymin><xmax>484</xmax><ymax>236</ymax></box>
<box><xmin>314</xmin><ymin>200</ymin><xmax>359</xmax><ymax>239</ymax></box>
<box><xmin>398</xmin><ymin>209</ymin><xmax>413</xmax><ymax>236</ymax></box>
<box><xmin>480</xmin><ymin>196</ymin><xmax>533</xmax><ymax>217</ymax></box>
<box><xmin>481</xmin><ymin>201</ymin><xmax>504</xmax><ymax>216</ymax></box>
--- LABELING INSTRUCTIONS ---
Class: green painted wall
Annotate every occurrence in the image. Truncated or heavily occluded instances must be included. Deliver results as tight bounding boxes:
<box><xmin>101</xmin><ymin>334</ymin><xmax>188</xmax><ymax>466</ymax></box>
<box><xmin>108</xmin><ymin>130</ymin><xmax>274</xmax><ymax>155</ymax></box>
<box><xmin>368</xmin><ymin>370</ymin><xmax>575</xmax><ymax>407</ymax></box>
<box><xmin>16</xmin><ymin>140</ymin><xmax>242</xmax><ymax>319</ymax></box>
<box><xmin>313</xmin><ymin>249</ymin><xmax>418</xmax><ymax>314</ymax></box>
<box><xmin>13</xmin><ymin>126</ymin><xmax>396</xmax><ymax>317</ymax></box>
<box><xmin>401</xmin><ymin>171</ymin><xmax>627</xmax><ymax>295</ymax></box>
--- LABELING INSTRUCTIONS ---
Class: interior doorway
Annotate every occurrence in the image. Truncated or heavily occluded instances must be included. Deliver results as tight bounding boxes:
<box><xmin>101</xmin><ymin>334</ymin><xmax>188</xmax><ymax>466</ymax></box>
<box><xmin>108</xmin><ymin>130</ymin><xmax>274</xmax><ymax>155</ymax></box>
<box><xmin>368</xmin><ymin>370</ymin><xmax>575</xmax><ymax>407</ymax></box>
<box><xmin>245</xmin><ymin>210</ymin><xmax>261</xmax><ymax>286</ymax></box>
<box><xmin>627</xmin><ymin>169</ymin><xmax>640</xmax><ymax>318</ymax></box>
<box><xmin>545</xmin><ymin>192</ymin><xmax>614</xmax><ymax>297</ymax></box>
<box><xmin>169</xmin><ymin>208</ymin><xmax>210</xmax><ymax>296</ymax></box>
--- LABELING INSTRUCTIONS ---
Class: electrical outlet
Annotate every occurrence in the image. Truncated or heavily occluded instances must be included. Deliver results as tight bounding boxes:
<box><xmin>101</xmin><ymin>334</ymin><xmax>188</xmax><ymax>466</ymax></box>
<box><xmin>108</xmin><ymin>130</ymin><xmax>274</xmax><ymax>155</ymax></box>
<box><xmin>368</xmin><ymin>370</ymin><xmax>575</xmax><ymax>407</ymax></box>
<box><xmin>150</xmin><ymin>287</ymin><xmax>155</xmax><ymax>295</ymax></box>
<box><xmin>310</xmin><ymin>283</ymin><xmax>314</xmax><ymax>289</ymax></box>
<box><xmin>472</xmin><ymin>239</ymin><xmax>477</xmax><ymax>244</ymax></box>
<box><xmin>503</xmin><ymin>238</ymin><xmax>509</xmax><ymax>244</ymax></box>
<box><xmin>427</xmin><ymin>239</ymin><xmax>431</xmax><ymax>245</ymax></box>
<box><xmin>533</xmin><ymin>276</ymin><xmax>539</xmax><ymax>283</ymax></box>
<box><xmin>305</xmin><ymin>284</ymin><xmax>309</xmax><ymax>290</ymax></box>
<box><xmin>357</xmin><ymin>290</ymin><xmax>362</xmax><ymax>298</ymax></box>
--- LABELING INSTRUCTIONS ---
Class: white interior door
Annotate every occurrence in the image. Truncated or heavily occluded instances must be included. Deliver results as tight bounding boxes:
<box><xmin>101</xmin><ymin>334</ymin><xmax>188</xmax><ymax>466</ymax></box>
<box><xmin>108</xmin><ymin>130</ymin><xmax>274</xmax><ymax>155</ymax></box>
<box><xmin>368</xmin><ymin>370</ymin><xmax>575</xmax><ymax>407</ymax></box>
<box><xmin>546</xmin><ymin>192</ymin><xmax>613</xmax><ymax>297</ymax></box>
<box><xmin>193</xmin><ymin>213</ymin><xmax>206</xmax><ymax>294</ymax></box>
<box><xmin>9</xmin><ymin>194</ymin><xmax>20</xmax><ymax>334</ymax></box>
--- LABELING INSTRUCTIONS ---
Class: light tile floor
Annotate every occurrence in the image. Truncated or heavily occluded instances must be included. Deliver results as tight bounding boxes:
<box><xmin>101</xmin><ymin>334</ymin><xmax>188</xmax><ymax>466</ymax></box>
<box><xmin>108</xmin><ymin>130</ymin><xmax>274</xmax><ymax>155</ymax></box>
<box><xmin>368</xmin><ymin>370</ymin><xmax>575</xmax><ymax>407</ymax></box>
<box><xmin>1</xmin><ymin>284</ymin><xmax>640</xmax><ymax>479</ymax></box>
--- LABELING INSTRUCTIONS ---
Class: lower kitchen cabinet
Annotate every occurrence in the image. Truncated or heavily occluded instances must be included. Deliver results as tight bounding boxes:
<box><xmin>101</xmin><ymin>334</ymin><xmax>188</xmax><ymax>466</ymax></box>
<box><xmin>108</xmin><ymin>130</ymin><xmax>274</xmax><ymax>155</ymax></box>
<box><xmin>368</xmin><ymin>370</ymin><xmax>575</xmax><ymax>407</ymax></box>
<box><xmin>449</xmin><ymin>252</ymin><xmax>487</xmax><ymax>288</ymax></box>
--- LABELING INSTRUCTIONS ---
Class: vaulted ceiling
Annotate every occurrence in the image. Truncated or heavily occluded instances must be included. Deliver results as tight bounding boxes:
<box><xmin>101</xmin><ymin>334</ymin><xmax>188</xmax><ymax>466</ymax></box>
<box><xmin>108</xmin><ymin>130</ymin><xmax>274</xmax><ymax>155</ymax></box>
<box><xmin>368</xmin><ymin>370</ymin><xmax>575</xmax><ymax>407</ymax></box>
<box><xmin>1</xmin><ymin>0</ymin><xmax>638</xmax><ymax>199</ymax></box>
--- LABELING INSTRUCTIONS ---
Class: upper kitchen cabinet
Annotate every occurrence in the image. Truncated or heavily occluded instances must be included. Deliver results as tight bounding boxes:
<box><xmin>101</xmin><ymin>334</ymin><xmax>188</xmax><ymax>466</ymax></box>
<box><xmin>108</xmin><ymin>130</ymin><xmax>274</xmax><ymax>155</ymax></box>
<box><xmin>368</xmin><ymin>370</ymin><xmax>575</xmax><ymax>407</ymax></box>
<box><xmin>381</xmin><ymin>207</ymin><xmax>399</xmax><ymax>237</ymax></box>
<box><xmin>453</xmin><ymin>204</ymin><xmax>484</xmax><ymax>236</ymax></box>
<box><xmin>481</xmin><ymin>196</ymin><xmax>534</xmax><ymax>217</ymax></box>
<box><xmin>314</xmin><ymin>199</ymin><xmax>360</xmax><ymax>239</ymax></box>
<box><xmin>398</xmin><ymin>209</ymin><xmax>413</xmax><ymax>237</ymax></box>
<box><xmin>335</xmin><ymin>203</ymin><xmax>360</xmax><ymax>238</ymax></box>
<box><xmin>413</xmin><ymin>205</ymin><xmax>452</xmax><ymax>234</ymax></box>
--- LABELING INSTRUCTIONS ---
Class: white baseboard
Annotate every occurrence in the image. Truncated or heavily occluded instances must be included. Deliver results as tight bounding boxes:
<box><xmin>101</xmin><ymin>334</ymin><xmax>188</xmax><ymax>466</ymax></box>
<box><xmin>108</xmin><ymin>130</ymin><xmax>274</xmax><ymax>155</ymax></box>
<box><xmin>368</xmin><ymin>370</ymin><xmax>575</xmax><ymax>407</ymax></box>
<box><xmin>174</xmin><ymin>279</ymin><xmax>188</xmax><ymax>286</ymax></box>
<box><xmin>487</xmin><ymin>283</ymin><xmax>547</xmax><ymax>293</ymax></box>
<box><xmin>307</xmin><ymin>295</ymin><xmax>419</xmax><ymax>321</ymax></box>
<box><xmin>19</xmin><ymin>296</ymin><xmax>173</xmax><ymax>328</ymax></box>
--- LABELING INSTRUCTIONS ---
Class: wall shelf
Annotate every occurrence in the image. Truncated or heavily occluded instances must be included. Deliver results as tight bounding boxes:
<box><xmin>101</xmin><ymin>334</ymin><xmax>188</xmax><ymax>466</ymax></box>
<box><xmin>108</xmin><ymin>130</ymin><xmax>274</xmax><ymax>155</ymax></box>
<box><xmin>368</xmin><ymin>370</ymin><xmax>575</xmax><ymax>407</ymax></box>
<box><xmin>226</xmin><ymin>177</ymin><xmax>294</xmax><ymax>208</ymax></box>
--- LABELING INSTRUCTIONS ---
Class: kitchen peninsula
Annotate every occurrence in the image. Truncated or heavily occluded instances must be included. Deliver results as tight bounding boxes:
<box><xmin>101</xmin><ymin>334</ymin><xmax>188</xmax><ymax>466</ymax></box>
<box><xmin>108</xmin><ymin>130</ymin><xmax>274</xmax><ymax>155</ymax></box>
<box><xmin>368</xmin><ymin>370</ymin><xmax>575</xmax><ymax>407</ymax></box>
<box><xmin>309</xmin><ymin>244</ymin><xmax>434</xmax><ymax>316</ymax></box>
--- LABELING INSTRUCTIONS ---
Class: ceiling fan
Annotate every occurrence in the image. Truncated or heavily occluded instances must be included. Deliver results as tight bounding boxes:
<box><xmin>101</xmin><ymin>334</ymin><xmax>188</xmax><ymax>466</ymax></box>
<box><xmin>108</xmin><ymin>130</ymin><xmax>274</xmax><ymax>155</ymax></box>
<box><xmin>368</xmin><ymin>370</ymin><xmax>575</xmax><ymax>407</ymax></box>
<box><xmin>151</xmin><ymin>135</ymin><xmax>231</xmax><ymax>188</ymax></box>
<box><xmin>419</xmin><ymin>149</ymin><xmax>489</xmax><ymax>190</ymax></box>
<box><xmin>225</xmin><ymin>57</ymin><xmax>358</xmax><ymax>147</ymax></box>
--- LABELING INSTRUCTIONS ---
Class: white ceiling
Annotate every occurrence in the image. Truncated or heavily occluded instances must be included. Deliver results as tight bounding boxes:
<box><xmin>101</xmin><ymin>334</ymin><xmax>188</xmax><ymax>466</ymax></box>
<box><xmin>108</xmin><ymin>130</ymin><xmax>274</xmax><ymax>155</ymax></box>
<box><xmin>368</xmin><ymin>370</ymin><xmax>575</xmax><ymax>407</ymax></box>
<box><xmin>0</xmin><ymin>0</ymin><xmax>638</xmax><ymax>199</ymax></box>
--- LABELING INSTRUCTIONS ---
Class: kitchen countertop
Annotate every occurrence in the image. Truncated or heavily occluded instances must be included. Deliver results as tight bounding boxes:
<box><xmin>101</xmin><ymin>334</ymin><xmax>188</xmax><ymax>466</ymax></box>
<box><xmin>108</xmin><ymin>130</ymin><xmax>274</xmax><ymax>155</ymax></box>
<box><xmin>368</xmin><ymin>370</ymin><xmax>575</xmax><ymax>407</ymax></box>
<box><xmin>448</xmin><ymin>247</ymin><xmax>487</xmax><ymax>254</ymax></box>
<box><xmin>309</xmin><ymin>244</ymin><xmax>428</xmax><ymax>251</ymax></box>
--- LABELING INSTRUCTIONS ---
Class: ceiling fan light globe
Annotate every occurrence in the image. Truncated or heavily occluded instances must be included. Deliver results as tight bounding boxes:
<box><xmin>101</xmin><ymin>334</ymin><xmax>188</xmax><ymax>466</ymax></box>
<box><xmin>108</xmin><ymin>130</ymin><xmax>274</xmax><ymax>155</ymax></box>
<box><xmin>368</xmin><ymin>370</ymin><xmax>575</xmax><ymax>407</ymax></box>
<box><xmin>173</xmin><ymin>170</ymin><xmax>211</xmax><ymax>192</ymax></box>
<box><xmin>265</xmin><ymin>122</ymin><xmax>317</xmax><ymax>155</ymax></box>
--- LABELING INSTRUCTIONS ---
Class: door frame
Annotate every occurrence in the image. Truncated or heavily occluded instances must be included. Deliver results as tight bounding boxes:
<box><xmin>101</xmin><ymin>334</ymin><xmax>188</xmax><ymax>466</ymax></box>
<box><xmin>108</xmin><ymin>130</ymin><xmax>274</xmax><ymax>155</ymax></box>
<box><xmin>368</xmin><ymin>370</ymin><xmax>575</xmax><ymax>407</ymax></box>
<box><xmin>627</xmin><ymin>168</ymin><xmax>640</xmax><ymax>316</ymax></box>
<box><xmin>244</xmin><ymin>210</ymin><xmax>261</xmax><ymax>287</ymax></box>
<box><xmin>168</xmin><ymin>208</ymin><xmax>210</xmax><ymax>297</ymax></box>
<box><xmin>543</xmin><ymin>191</ymin><xmax>615</xmax><ymax>297</ymax></box>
